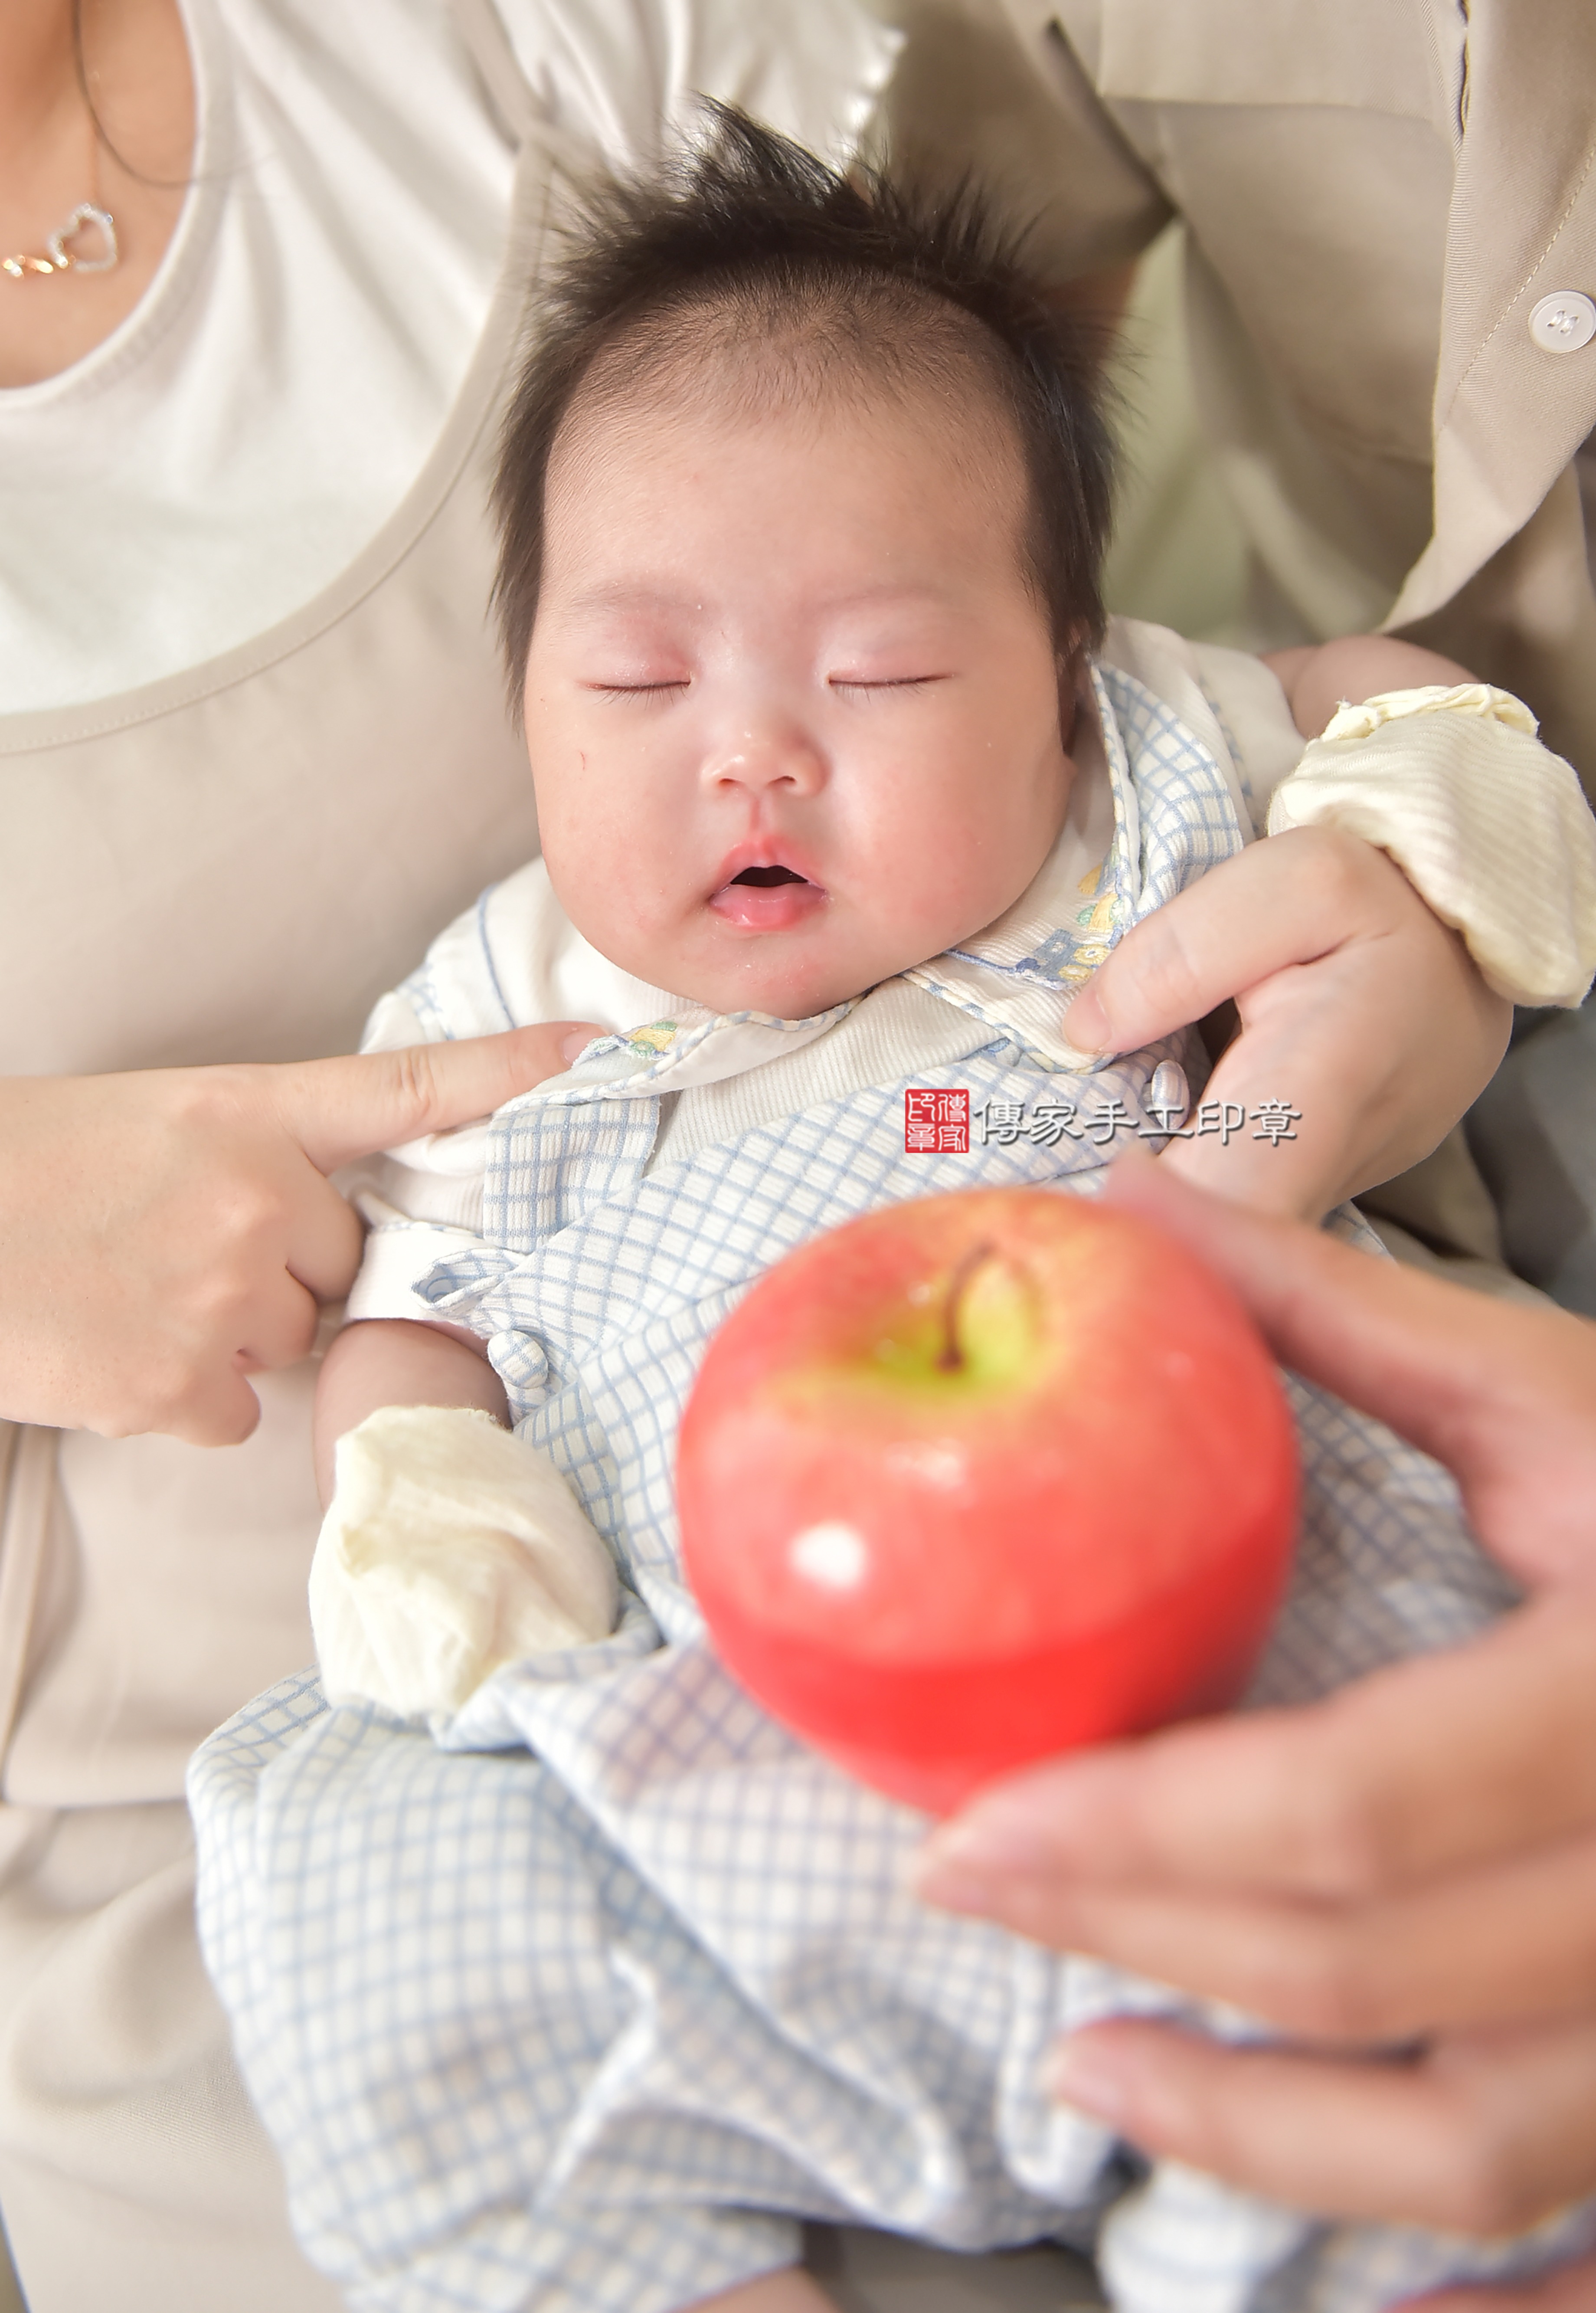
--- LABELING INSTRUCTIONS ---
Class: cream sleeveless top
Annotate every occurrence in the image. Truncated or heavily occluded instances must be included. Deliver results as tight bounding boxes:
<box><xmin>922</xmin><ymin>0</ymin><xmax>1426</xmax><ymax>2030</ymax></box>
<box><xmin>0</xmin><ymin>17</ymin><xmax>587</xmax><ymax>1809</ymax></box>
<box><xmin>0</xmin><ymin>0</ymin><xmax>897</xmax><ymax>1811</ymax></box>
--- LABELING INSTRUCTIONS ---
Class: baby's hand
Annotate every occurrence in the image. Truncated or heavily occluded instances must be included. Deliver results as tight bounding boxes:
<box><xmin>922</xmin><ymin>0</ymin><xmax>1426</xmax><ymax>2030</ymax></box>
<box><xmin>1060</xmin><ymin>824</ymin><xmax>1511</xmax><ymax>1219</ymax></box>
<box><xmin>311</xmin><ymin>1404</ymin><xmax>620</xmax><ymax>1719</ymax></box>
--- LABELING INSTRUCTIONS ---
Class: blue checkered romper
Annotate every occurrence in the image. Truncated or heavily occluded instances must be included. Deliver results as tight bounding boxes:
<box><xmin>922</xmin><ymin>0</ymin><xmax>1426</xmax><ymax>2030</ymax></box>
<box><xmin>190</xmin><ymin>667</ymin><xmax>1596</xmax><ymax>2313</ymax></box>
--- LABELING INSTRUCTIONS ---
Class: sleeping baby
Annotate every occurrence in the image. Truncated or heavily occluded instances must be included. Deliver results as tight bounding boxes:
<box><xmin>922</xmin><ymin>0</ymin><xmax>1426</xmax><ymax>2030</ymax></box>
<box><xmin>190</xmin><ymin>110</ymin><xmax>1596</xmax><ymax>2313</ymax></box>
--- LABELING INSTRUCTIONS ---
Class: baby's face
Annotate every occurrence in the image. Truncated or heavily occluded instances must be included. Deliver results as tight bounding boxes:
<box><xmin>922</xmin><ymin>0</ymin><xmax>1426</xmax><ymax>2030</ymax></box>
<box><xmin>523</xmin><ymin>375</ymin><xmax>1074</xmax><ymax>1019</ymax></box>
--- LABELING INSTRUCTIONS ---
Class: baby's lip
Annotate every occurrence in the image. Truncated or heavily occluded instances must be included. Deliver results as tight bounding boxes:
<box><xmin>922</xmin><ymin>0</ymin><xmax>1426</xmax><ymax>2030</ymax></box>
<box><xmin>707</xmin><ymin>842</ymin><xmax>827</xmax><ymax>932</ymax></box>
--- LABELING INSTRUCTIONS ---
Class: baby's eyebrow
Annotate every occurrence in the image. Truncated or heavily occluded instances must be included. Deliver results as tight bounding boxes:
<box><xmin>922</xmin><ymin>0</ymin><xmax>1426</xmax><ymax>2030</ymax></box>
<box><xmin>554</xmin><ymin>580</ymin><xmax>963</xmax><ymax>622</ymax></box>
<box><xmin>556</xmin><ymin>583</ymin><xmax>700</xmax><ymax>620</ymax></box>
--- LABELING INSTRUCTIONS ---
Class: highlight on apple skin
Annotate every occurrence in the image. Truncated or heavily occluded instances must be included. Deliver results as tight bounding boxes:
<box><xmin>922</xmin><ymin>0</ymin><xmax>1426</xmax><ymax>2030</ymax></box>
<box><xmin>677</xmin><ymin>1186</ymin><xmax>1300</xmax><ymax>1814</ymax></box>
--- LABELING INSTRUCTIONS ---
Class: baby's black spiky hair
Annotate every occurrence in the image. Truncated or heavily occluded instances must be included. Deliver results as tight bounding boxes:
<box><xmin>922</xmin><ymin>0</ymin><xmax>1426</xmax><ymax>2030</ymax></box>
<box><xmin>493</xmin><ymin>104</ymin><xmax>1115</xmax><ymax>710</ymax></box>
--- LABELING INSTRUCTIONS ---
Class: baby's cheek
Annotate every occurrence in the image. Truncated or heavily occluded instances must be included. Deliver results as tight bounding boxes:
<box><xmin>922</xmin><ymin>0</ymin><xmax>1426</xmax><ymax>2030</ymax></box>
<box><xmin>550</xmin><ymin>846</ymin><xmax>689</xmax><ymax>991</ymax></box>
<box><xmin>913</xmin><ymin>819</ymin><xmax>1022</xmax><ymax>934</ymax></box>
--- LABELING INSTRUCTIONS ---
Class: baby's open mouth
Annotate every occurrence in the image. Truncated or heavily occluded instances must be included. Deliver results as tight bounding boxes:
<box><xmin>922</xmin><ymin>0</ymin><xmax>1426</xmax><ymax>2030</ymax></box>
<box><xmin>709</xmin><ymin>859</ymin><xmax>826</xmax><ymax>931</ymax></box>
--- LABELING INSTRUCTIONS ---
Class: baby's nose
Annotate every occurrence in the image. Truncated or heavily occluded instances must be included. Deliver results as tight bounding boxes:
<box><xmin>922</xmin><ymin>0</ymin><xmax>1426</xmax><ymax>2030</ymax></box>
<box><xmin>703</xmin><ymin>723</ymin><xmax>825</xmax><ymax>795</ymax></box>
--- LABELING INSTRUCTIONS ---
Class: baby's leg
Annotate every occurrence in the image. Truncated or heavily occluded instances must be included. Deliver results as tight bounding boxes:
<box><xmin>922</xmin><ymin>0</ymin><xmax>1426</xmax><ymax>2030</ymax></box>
<box><xmin>698</xmin><ymin>2270</ymin><xmax>838</xmax><ymax>2313</ymax></box>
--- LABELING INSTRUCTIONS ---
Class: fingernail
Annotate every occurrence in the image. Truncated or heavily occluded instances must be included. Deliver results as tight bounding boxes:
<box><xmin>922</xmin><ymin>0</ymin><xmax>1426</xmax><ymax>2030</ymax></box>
<box><xmin>560</xmin><ymin>1026</ymin><xmax>602</xmax><ymax>1065</ymax></box>
<box><xmin>917</xmin><ymin>1805</ymin><xmax>1042</xmax><ymax>1890</ymax></box>
<box><xmin>1060</xmin><ymin>984</ymin><xmax>1109</xmax><ymax>1054</ymax></box>
<box><xmin>1046</xmin><ymin>2034</ymin><xmax>1132</xmax><ymax>2124</ymax></box>
<box><xmin>910</xmin><ymin>1848</ymin><xmax>1005</xmax><ymax>1917</ymax></box>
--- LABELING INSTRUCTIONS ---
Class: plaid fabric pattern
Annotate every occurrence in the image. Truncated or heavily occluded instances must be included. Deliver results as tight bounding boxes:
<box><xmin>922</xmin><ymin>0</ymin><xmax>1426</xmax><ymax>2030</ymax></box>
<box><xmin>190</xmin><ymin>671</ymin><xmax>1596</xmax><ymax>2312</ymax></box>
<box><xmin>1105</xmin><ymin>665</ymin><xmax>1253</xmax><ymax>923</ymax></box>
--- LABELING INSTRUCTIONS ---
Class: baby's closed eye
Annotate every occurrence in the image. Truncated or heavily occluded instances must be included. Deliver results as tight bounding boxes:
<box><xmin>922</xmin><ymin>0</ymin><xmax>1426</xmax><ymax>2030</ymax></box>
<box><xmin>827</xmin><ymin>672</ymin><xmax>951</xmax><ymax>696</ymax></box>
<box><xmin>587</xmin><ymin>678</ymin><xmax>691</xmax><ymax>701</ymax></box>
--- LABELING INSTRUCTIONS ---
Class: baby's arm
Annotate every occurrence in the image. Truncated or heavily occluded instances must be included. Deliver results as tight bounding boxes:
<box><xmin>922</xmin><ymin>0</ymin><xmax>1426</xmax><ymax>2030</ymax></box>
<box><xmin>1261</xmin><ymin>634</ymin><xmax>1475</xmax><ymax>738</ymax></box>
<box><xmin>697</xmin><ymin>2277</ymin><xmax>836</xmax><ymax>2313</ymax></box>
<box><xmin>313</xmin><ymin>1317</ymin><xmax>507</xmax><ymax>1506</ymax></box>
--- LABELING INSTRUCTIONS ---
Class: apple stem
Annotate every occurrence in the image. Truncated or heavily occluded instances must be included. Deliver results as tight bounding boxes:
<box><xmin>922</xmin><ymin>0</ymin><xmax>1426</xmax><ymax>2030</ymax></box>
<box><xmin>937</xmin><ymin>1241</ymin><xmax>996</xmax><ymax>1373</ymax></box>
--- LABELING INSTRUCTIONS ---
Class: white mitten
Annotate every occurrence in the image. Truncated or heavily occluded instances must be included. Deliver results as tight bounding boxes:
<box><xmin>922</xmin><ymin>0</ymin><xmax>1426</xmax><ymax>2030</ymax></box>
<box><xmin>310</xmin><ymin>1405</ymin><xmax>619</xmax><ymax>1718</ymax></box>
<box><xmin>1267</xmin><ymin>684</ymin><xmax>1596</xmax><ymax>1008</ymax></box>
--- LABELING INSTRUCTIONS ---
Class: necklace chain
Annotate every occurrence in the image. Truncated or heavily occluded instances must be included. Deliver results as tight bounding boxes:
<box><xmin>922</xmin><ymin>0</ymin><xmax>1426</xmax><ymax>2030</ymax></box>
<box><xmin>4</xmin><ymin>19</ymin><xmax>121</xmax><ymax>285</ymax></box>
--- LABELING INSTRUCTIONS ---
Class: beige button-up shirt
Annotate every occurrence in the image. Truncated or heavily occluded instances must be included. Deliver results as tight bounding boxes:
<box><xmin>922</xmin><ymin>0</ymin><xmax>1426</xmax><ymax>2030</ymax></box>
<box><xmin>877</xmin><ymin>0</ymin><xmax>1596</xmax><ymax>786</ymax></box>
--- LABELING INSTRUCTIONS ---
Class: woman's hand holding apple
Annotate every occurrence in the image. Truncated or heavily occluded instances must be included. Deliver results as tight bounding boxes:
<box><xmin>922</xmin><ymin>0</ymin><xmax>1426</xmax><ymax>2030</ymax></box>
<box><xmin>916</xmin><ymin>1153</ymin><xmax>1596</xmax><ymax>2300</ymax></box>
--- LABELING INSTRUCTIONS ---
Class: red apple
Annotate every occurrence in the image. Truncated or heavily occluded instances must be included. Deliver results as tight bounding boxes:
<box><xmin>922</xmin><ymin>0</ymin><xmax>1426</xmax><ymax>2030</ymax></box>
<box><xmin>677</xmin><ymin>1187</ymin><xmax>1298</xmax><ymax>1813</ymax></box>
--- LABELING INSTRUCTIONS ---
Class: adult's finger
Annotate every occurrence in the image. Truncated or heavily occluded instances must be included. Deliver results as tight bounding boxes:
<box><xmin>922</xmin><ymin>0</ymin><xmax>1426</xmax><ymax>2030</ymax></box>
<box><xmin>934</xmin><ymin>1819</ymin><xmax>1596</xmax><ymax>2041</ymax></box>
<box><xmin>1059</xmin><ymin>830</ymin><xmax>1507</xmax><ymax>1219</ymax></box>
<box><xmin>916</xmin><ymin>1592</ymin><xmax>1596</xmax><ymax>1911</ymax></box>
<box><xmin>163</xmin><ymin>1373</ymin><xmax>267</xmax><ymax>1448</ymax></box>
<box><xmin>919</xmin><ymin>1165</ymin><xmax>1596</xmax><ymax>1910</ymax></box>
<box><xmin>104</xmin><ymin>1076</ymin><xmax>370</xmax><ymax>1313</ymax></box>
<box><xmin>235</xmin><ymin>1267</ymin><xmax>324</xmax><ymax>1377</ymax></box>
<box><xmin>121</xmin><ymin>1263</ymin><xmax>324</xmax><ymax>1447</ymax></box>
<box><xmin>0</xmin><ymin>1030</ymin><xmax>603</xmax><ymax>1442</ymax></box>
<box><xmin>1102</xmin><ymin>1148</ymin><xmax>1596</xmax><ymax>1589</ymax></box>
<box><xmin>1058</xmin><ymin>830</ymin><xmax>1379</xmax><ymax>1057</ymax></box>
<box><xmin>273</xmin><ymin>1165</ymin><xmax>369</xmax><ymax>1304</ymax></box>
<box><xmin>1157</xmin><ymin>972</ymin><xmax>1362</xmax><ymax>1215</ymax></box>
<box><xmin>1043</xmin><ymin>2012</ymin><xmax>1596</xmax><ymax>2237</ymax></box>
<box><xmin>1161</xmin><ymin>927</ymin><xmax>1503</xmax><ymax>1216</ymax></box>
<box><xmin>255</xmin><ymin>1021</ymin><xmax>605</xmax><ymax>1304</ymax></box>
<box><xmin>269</xmin><ymin>1021</ymin><xmax>605</xmax><ymax>1175</ymax></box>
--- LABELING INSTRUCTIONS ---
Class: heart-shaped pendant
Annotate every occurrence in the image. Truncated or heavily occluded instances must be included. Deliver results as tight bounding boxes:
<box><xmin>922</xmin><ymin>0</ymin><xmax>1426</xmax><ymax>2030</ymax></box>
<box><xmin>46</xmin><ymin>203</ymin><xmax>119</xmax><ymax>275</ymax></box>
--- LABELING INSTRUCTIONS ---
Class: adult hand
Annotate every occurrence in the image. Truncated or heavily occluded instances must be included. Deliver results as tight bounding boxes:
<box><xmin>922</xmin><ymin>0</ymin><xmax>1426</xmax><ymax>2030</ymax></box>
<box><xmin>0</xmin><ymin>1023</ymin><xmax>601</xmax><ymax>1446</ymax></box>
<box><xmin>915</xmin><ymin>1152</ymin><xmax>1596</xmax><ymax>2284</ymax></box>
<box><xmin>1060</xmin><ymin>827</ymin><xmax>1510</xmax><ymax>1219</ymax></box>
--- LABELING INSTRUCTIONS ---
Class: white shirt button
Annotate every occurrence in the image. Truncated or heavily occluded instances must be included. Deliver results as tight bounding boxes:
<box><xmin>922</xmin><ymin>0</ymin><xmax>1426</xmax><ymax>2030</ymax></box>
<box><xmin>1529</xmin><ymin>292</ymin><xmax>1596</xmax><ymax>353</ymax></box>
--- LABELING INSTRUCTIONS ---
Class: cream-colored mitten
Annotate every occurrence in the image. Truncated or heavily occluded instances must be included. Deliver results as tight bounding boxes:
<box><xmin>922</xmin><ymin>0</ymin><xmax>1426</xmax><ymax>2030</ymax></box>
<box><xmin>310</xmin><ymin>1405</ymin><xmax>619</xmax><ymax>1718</ymax></box>
<box><xmin>1266</xmin><ymin>684</ymin><xmax>1596</xmax><ymax>1007</ymax></box>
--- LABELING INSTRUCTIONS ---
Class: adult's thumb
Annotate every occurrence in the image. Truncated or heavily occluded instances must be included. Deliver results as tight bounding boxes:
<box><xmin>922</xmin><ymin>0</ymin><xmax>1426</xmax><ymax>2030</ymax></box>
<box><xmin>1058</xmin><ymin>838</ymin><xmax>1349</xmax><ymax>1057</ymax></box>
<box><xmin>271</xmin><ymin>1022</ymin><xmax>606</xmax><ymax>1174</ymax></box>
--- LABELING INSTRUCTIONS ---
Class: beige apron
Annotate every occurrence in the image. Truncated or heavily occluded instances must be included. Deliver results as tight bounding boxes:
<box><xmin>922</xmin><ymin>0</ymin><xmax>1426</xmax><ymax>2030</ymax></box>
<box><xmin>0</xmin><ymin>20</ymin><xmax>1086</xmax><ymax>2307</ymax></box>
<box><xmin>0</xmin><ymin>10</ymin><xmax>559</xmax><ymax>2300</ymax></box>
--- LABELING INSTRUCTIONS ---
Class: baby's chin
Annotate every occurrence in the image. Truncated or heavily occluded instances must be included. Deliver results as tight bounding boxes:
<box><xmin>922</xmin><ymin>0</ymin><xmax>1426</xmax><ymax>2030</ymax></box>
<box><xmin>655</xmin><ymin>930</ymin><xmax>903</xmax><ymax>1025</ymax></box>
<box><xmin>585</xmin><ymin>904</ymin><xmax>945</xmax><ymax>1024</ymax></box>
<box><xmin>673</xmin><ymin>960</ymin><xmax>875</xmax><ymax>1023</ymax></box>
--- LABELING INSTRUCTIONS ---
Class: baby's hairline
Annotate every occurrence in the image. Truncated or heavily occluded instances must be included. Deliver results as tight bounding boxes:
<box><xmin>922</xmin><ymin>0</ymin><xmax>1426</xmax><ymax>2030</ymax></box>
<box><xmin>554</xmin><ymin>285</ymin><xmax>1028</xmax><ymax>448</ymax></box>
